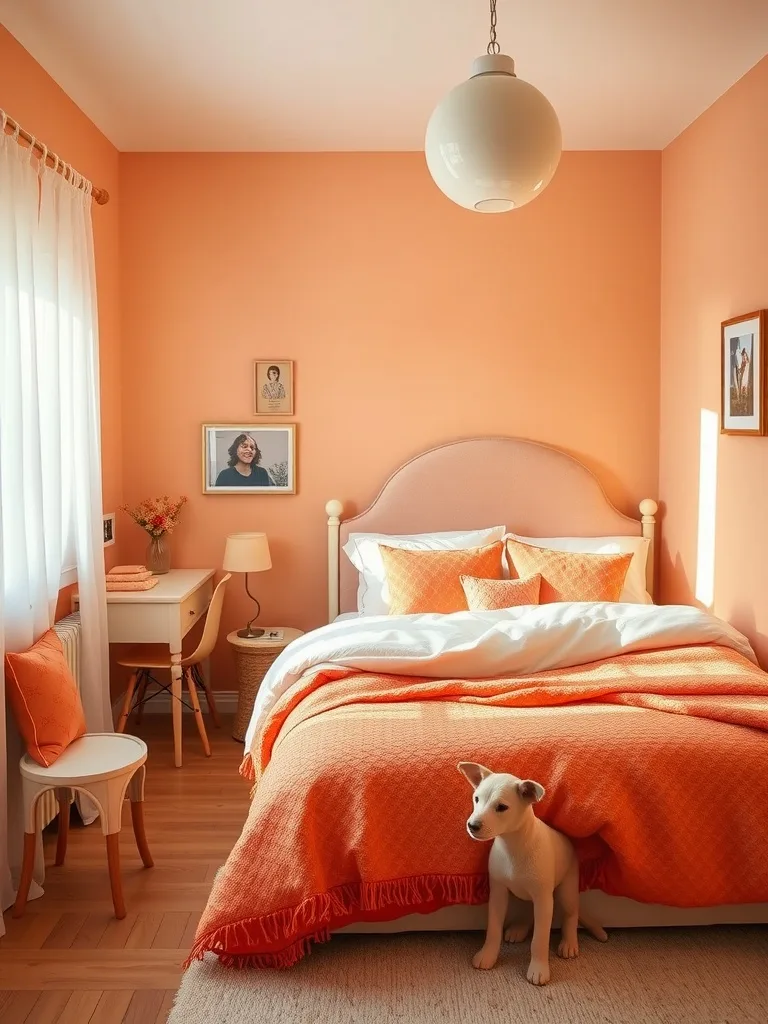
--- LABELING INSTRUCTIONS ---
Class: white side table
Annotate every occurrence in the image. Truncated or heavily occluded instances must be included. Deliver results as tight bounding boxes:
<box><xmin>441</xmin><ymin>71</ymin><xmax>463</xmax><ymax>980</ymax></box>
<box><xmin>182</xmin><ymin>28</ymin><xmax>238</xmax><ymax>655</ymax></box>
<box><xmin>13</xmin><ymin>733</ymin><xmax>153</xmax><ymax>921</ymax></box>
<box><xmin>228</xmin><ymin>629</ymin><xmax>304</xmax><ymax>741</ymax></box>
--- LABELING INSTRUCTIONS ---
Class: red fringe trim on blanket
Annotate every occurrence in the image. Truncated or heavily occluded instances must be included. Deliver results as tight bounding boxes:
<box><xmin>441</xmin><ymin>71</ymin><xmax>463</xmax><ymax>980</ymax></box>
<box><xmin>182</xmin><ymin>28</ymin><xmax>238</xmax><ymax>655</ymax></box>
<box><xmin>184</xmin><ymin>873</ymin><xmax>490</xmax><ymax>970</ymax></box>
<box><xmin>239</xmin><ymin>752</ymin><xmax>255</xmax><ymax>782</ymax></box>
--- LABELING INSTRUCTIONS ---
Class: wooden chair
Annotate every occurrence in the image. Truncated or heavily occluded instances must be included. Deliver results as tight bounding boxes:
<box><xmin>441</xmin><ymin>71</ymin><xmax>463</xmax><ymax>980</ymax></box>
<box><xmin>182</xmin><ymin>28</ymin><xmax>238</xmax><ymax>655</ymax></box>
<box><xmin>13</xmin><ymin>733</ymin><xmax>153</xmax><ymax>920</ymax></box>
<box><xmin>115</xmin><ymin>573</ymin><xmax>231</xmax><ymax>757</ymax></box>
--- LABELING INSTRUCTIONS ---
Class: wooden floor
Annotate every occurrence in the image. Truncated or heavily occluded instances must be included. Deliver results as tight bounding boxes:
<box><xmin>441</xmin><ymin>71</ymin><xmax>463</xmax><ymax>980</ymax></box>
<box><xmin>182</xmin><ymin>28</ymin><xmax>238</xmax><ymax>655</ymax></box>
<box><xmin>0</xmin><ymin>714</ymin><xmax>249</xmax><ymax>1023</ymax></box>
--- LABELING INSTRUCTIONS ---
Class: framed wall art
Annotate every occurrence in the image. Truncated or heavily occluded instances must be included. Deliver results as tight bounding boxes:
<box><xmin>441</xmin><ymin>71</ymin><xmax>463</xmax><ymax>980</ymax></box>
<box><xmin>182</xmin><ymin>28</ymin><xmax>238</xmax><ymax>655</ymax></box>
<box><xmin>202</xmin><ymin>424</ymin><xmax>296</xmax><ymax>494</ymax></box>
<box><xmin>721</xmin><ymin>310</ymin><xmax>766</xmax><ymax>435</ymax></box>
<box><xmin>103</xmin><ymin>513</ymin><xmax>116</xmax><ymax>546</ymax></box>
<box><xmin>254</xmin><ymin>360</ymin><xmax>294</xmax><ymax>416</ymax></box>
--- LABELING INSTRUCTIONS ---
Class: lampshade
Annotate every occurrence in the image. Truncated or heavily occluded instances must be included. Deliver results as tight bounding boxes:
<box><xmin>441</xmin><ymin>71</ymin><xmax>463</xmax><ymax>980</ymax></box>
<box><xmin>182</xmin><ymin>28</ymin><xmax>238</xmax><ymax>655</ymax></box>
<box><xmin>425</xmin><ymin>54</ymin><xmax>562</xmax><ymax>213</ymax></box>
<box><xmin>223</xmin><ymin>532</ymin><xmax>272</xmax><ymax>573</ymax></box>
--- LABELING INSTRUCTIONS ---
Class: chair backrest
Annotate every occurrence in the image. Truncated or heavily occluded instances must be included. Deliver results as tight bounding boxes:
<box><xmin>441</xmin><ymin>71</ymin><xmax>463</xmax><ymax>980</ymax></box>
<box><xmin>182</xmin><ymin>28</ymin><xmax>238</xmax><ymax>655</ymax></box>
<box><xmin>185</xmin><ymin>573</ymin><xmax>231</xmax><ymax>665</ymax></box>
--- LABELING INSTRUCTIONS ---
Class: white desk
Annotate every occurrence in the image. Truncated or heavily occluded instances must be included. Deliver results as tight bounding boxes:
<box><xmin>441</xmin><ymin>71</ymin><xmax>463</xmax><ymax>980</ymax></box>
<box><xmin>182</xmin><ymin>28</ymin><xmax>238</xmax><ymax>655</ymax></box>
<box><xmin>105</xmin><ymin>569</ymin><xmax>215</xmax><ymax>767</ymax></box>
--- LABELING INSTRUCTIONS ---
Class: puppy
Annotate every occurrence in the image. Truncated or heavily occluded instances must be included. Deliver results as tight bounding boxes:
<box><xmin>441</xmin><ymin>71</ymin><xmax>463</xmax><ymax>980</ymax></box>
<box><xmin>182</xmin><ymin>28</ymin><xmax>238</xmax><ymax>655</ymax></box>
<box><xmin>458</xmin><ymin>762</ymin><xmax>607</xmax><ymax>985</ymax></box>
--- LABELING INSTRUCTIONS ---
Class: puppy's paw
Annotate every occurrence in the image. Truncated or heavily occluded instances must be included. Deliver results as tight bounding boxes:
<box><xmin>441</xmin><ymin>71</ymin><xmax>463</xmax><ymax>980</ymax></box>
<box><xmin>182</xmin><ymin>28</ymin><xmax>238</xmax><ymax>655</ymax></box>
<box><xmin>557</xmin><ymin>936</ymin><xmax>579</xmax><ymax>959</ymax></box>
<box><xmin>526</xmin><ymin>960</ymin><xmax>551</xmax><ymax>986</ymax></box>
<box><xmin>472</xmin><ymin>945</ymin><xmax>499</xmax><ymax>970</ymax></box>
<box><xmin>504</xmin><ymin>923</ymin><xmax>531</xmax><ymax>943</ymax></box>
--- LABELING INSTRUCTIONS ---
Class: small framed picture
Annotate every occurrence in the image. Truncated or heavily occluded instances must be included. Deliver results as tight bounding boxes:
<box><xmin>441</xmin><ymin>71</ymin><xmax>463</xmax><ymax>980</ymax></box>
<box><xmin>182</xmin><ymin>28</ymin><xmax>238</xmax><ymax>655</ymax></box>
<box><xmin>103</xmin><ymin>513</ymin><xmax>116</xmax><ymax>546</ymax></box>
<box><xmin>721</xmin><ymin>310</ymin><xmax>767</xmax><ymax>435</ymax></box>
<box><xmin>254</xmin><ymin>360</ymin><xmax>294</xmax><ymax>416</ymax></box>
<box><xmin>202</xmin><ymin>424</ymin><xmax>296</xmax><ymax>494</ymax></box>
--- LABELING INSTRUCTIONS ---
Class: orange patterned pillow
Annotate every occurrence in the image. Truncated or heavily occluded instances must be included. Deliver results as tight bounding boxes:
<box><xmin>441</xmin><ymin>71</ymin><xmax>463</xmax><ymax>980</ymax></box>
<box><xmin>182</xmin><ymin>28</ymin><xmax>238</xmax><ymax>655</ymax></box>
<box><xmin>505</xmin><ymin>539</ymin><xmax>632</xmax><ymax>604</ymax></box>
<box><xmin>461</xmin><ymin>573</ymin><xmax>542</xmax><ymax>611</ymax></box>
<box><xmin>379</xmin><ymin>541</ymin><xmax>504</xmax><ymax>615</ymax></box>
<box><xmin>4</xmin><ymin>629</ymin><xmax>87</xmax><ymax>767</ymax></box>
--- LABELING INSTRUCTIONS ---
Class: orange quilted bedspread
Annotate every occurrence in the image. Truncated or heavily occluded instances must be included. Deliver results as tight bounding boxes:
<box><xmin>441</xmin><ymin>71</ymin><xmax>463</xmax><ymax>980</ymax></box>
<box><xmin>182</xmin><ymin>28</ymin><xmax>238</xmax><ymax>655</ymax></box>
<box><xmin>189</xmin><ymin>644</ymin><xmax>768</xmax><ymax>968</ymax></box>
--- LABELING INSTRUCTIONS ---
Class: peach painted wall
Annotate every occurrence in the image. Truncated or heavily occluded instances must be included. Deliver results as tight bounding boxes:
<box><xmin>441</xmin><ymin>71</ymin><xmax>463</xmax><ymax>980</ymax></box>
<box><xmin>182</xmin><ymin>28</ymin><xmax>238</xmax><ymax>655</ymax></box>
<box><xmin>659</xmin><ymin>56</ymin><xmax>768</xmax><ymax>663</ymax></box>
<box><xmin>0</xmin><ymin>25</ymin><xmax>123</xmax><ymax>572</ymax></box>
<box><xmin>120</xmin><ymin>151</ymin><xmax>661</xmax><ymax>686</ymax></box>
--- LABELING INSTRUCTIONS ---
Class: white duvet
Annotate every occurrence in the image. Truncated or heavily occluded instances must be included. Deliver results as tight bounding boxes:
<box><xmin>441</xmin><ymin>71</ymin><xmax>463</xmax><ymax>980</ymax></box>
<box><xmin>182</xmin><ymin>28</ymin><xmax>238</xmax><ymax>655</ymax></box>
<box><xmin>244</xmin><ymin>603</ymin><xmax>756</xmax><ymax>752</ymax></box>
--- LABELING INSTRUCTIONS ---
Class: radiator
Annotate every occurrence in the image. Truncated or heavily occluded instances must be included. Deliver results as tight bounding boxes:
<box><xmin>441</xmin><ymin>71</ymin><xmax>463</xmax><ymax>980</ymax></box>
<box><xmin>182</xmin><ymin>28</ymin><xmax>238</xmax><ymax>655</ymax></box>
<box><xmin>37</xmin><ymin>613</ymin><xmax>82</xmax><ymax>828</ymax></box>
<box><xmin>54</xmin><ymin>612</ymin><xmax>82</xmax><ymax>689</ymax></box>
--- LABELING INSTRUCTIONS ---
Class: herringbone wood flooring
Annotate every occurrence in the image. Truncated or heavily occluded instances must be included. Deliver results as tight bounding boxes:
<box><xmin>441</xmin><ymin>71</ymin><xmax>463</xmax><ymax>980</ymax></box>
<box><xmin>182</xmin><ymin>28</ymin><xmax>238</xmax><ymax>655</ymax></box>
<box><xmin>0</xmin><ymin>715</ymin><xmax>248</xmax><ymax>1023</ymax></box>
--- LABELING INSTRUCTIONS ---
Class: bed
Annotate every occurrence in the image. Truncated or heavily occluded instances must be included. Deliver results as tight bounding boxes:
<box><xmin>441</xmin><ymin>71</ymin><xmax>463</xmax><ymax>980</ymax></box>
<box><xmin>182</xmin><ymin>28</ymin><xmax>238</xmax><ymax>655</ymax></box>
<box><xmin>189</xmin><ymin>437</ymin><xmax>768</xmax><ymax>969</ymax></box>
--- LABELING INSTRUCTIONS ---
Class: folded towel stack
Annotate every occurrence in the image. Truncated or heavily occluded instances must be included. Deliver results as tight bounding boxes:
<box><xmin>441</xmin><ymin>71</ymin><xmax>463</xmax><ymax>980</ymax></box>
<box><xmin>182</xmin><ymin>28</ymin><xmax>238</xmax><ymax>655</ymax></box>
<box><xmin>108</xmin><ymin>567</ymin><xmax>153</xmax><ymax>582</ymax></box>
<box><xmin>106</xmin><ymin>565</ymin><xmax>159</xmax><ymax>592</ymax></box>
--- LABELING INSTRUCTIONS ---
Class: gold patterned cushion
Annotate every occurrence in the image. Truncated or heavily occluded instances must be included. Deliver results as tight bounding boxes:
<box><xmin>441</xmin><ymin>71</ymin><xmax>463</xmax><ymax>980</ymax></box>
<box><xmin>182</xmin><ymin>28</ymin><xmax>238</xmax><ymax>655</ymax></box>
<box><xmin>505</xmin><ymin>539</ymin><xmax>632</xmax><ymax>604</ymax></box>
<box><xmin>460</xmin><ymin>573</ymin><xmax>542</xmax><ymax>611</ymax></box>
<box><xmin>379</xmin><ymin>542</ymin><xmax>504</xmax><ymax>615</ymax></box>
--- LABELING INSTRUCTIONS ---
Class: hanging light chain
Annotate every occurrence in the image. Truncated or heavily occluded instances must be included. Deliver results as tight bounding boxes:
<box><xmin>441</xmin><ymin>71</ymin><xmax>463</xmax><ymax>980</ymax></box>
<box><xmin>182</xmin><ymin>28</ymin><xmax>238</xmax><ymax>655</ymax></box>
<box><xmin>487</xmin><ymin>0</ymin><xmax>500</xmax><ymax>55</ymax></box>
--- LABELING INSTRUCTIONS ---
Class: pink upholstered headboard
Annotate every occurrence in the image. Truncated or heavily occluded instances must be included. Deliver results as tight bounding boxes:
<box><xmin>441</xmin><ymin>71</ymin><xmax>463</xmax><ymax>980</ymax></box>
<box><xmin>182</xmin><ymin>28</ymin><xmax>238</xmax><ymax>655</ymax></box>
<box><xmin>326</xmin><ymin>437</ymin><xmax>657</xmax><ymax>617</ymax></box>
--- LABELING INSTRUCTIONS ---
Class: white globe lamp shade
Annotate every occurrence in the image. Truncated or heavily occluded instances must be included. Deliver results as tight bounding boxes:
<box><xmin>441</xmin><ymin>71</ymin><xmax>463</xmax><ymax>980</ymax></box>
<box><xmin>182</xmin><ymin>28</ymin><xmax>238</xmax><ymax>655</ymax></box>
<box><xmin>425</xmin><ymin>54</ymin><xmax>562</xmax><ymax>213</ymax></box>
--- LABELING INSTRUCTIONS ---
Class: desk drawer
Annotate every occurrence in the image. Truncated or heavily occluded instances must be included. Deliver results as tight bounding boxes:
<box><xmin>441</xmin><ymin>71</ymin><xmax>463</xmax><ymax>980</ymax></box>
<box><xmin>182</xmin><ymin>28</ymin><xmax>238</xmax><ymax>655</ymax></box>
<box><xmin>181</xmin><ymin>578</ymin><xmax>213</xmax><ymax>635</ymax></box>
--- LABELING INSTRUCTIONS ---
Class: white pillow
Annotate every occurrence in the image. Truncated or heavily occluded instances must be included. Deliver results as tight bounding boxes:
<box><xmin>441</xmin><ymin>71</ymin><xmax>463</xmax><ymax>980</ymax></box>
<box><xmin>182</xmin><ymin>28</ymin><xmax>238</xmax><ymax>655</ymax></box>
<box><xmin>505</xmin><ymin>533</ymin><xmax>652</xmax><ymax>604</ymax></box>
<box><xmin>344</xmin><ymin>526</ymin><xmax>506</xmax><ymax>615</ymax></box>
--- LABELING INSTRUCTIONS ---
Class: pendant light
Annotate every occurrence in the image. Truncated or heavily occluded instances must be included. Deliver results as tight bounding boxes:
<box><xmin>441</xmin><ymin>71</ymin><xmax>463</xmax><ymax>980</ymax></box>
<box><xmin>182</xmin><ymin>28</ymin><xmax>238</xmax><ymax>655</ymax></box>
<box><xmin>425</xmin><ymin>0</ymin><xmax>561</xmax><ymax>213</ymax></box>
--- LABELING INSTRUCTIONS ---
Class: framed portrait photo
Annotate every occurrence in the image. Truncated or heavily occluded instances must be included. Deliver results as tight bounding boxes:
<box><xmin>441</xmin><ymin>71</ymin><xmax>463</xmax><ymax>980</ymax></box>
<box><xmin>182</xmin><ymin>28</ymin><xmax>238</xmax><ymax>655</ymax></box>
<box><xmin>721</xmin><ymin>310</ymin><xmax>767</xmax><ymax>435</ymax></box>
<box><xmin>254</xmin><ymin>360</ymin><xmax>294</xmax><ymax>416</ymax></box>
<box><xmin>202</xmin><ymin>424</ymin><xmax>296</xmax><ymax>494</ymax></box>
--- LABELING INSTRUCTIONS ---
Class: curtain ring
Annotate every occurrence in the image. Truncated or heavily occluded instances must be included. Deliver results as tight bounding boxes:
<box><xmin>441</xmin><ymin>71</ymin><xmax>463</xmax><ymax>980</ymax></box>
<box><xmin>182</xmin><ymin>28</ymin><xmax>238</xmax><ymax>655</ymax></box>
<box><xmin>1</xmin><ymin>110</ymin><xmax>7</xmax><ymax>134</ymax></box>
<box><xmin>39</xmin><ymin>143</ymin><xmax>48</xmax><ymax>174</ymax></box>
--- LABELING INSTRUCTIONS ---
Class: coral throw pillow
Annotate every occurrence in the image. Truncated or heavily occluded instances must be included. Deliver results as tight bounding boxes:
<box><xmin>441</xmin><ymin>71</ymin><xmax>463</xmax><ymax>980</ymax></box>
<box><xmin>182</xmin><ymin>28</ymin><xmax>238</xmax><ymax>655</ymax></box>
<box><xmin>461</xmin><ymin>573</ymin><xmax>542</xmax><ymax>611</ymax></box>
<box><xmin>379</xmin><ymin>541</ymin><xmax>504</xmax><ymax>615</ymax></box>
<box><xmin>4</xmin><ymin>629</ymin><xmax>87</xmax><ymax>767</ymax></box>
<box><xmin>505</xmin><ymin>539</ymin><xmax>632</xmax><ymax>604</ymax></box>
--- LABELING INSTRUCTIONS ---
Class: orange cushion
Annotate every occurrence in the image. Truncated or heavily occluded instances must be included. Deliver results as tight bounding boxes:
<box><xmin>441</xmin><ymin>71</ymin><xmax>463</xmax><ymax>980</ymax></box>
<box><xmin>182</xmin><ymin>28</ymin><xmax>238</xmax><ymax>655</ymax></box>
<box><xmin>505</xmin><ymin>539</ymin><xmax>632</xmax><ymax>604</ymax></box>
<box><xmin>4</xmin><ymin>629</ymin><xmax>87</xmax><ymax>767</ymax></box>
<box><xmin>461</xmin><ymin>573</ymin><xmax>542</xmax><ymax>611</ymax></box>
<box><xmin>379</xmin><ymin>541</ymin><xmax>504</xmax><ymax>615</ymax></box>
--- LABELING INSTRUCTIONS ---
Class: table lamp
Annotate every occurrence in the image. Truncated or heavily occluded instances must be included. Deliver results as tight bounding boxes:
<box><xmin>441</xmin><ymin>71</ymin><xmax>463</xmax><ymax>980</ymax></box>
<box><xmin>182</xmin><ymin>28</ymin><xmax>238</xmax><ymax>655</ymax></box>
<box><xmin>223</xmin><ymin>532</ymin><xmax>272</xmax><ymax>638</ymax></box>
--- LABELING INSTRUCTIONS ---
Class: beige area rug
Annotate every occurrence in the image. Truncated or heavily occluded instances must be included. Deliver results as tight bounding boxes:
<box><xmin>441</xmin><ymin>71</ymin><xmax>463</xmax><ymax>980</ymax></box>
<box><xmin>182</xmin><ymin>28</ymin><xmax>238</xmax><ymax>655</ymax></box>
<box><xmin>170</xmin><ymin>926</ymin><xmax>768</xmax><ymax>1024</ymax></box>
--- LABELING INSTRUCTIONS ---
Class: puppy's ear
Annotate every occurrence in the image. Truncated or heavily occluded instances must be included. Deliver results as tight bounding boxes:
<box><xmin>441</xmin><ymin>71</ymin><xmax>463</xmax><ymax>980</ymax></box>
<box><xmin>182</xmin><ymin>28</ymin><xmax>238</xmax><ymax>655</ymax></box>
<box><xmin>457</xmin><ymin>762</ymin><xmax>493</xmax><ymax>789</ymax></box>
<box><xmin>517</xmin><ymin>780</ymin><xmax>545</xmax><ymax>803</ymax></box>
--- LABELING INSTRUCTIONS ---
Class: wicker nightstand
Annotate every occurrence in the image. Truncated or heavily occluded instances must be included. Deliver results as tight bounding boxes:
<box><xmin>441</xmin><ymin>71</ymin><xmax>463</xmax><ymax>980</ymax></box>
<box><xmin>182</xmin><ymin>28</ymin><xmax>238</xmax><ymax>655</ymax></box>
<box><xmin>228</xmin><ymin>628</ymin><xmax>304</xmax><ymax>741</ymax></box>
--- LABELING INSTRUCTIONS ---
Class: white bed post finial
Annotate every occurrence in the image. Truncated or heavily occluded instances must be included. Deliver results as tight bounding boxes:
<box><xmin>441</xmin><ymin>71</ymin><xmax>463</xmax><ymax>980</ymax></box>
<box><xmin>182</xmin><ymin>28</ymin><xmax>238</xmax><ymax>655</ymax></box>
<box><xmin>326</xmin><ymin>500</ymin><xmax>344</xmax><ymax>623</ymax></box>
<box><xmin>639</xmin><ymin>498</ymin><xmax>658</xmax><ymax>599</ymax></box>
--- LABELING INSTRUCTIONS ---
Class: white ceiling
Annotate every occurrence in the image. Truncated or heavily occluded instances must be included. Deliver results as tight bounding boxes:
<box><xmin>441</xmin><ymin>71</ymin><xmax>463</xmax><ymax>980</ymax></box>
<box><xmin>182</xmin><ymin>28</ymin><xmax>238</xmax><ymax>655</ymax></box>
<box><xmin>2</xmin><ymin>0</ymin><xmax>767</xmax><ymax>151</ymax></box>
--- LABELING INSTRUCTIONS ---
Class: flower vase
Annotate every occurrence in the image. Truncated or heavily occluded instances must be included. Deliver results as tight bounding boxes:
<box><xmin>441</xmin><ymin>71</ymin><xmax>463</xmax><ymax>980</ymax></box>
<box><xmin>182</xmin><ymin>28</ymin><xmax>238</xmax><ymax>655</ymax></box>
<box><xmin>146</xmin><ymin>533</ymin><xmax>171</xmax><ymax>575</ymax></box>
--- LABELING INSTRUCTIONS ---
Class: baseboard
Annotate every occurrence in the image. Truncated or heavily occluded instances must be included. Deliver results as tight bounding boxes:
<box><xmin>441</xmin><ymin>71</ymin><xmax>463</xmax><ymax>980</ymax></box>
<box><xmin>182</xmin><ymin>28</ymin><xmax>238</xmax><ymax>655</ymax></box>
<box><xmin>111</xmin><ymin>689</ymin><xmax>238</xmax><ymax>720</ymax></box>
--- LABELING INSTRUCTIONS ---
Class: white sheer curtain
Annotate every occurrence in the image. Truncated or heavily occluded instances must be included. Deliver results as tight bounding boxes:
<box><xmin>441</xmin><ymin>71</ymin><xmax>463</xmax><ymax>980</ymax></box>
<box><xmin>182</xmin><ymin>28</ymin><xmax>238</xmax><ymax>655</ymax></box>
<box><xmin>0</xmin><ymin>116</ymin><xmax>112</xmax><ymax>934</ymax></box>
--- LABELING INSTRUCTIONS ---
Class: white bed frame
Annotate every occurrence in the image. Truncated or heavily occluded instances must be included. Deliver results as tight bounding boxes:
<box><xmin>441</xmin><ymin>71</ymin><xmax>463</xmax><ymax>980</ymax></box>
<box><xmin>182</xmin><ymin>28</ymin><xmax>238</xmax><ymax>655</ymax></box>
<box><xmin>323</xmin><ymin>437</ymin><xmax>768</xmax><ymax>931</ymax></box>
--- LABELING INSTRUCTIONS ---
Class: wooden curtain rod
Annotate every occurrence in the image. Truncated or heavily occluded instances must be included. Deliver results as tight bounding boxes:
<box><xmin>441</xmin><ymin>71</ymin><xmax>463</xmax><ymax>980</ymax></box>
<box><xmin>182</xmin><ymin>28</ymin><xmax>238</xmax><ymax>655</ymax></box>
<box><xmin>2</xmin><ymin>112</ymin><xmax>110</xmax><ymax>206</ymax></box>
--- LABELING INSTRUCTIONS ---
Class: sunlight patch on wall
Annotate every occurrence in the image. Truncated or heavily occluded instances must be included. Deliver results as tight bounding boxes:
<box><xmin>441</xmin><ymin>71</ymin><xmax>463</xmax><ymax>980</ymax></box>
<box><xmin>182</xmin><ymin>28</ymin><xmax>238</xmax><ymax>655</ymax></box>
<box><xmin>695</xmin><ymin>409</ymin><xmax>719</xmax><ymax>608</ymax></box>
